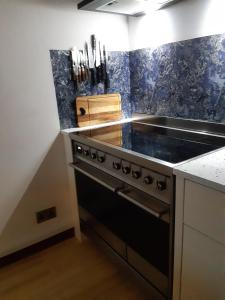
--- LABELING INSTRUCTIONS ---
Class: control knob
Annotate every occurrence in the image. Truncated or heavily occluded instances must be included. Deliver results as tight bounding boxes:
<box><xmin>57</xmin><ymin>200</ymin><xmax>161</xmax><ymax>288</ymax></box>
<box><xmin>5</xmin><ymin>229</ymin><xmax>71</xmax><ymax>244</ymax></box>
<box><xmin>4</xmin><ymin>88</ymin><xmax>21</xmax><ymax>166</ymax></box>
<box><xmin>91</xmin><ymin>152</ymin><xmax>97</xmax><ymax>159</ymax></box>
<box><xmin>83</xmin><ymin>149</ymin><xmax>89</xmax><ymax>156</ymax></box>
<box><xmin>122</xmin><ymin>166</ymin><xmax>131</xmax><ymax>174</ymax></box>
<box><xmin>157</xmin><ymin>180</ymin><xmax>167</xmax><ymax>191</ymax></box>
<box><xmin>76</xmin><ymin>145</ymin><xmax>83</xmax><ymax>154</ymax></box>
<box><xmin>132</xmin><ymin>170</ymin><xmax>141</xmax><ymax>179</ymax></box>
<box><xmin>144</xmin><ymin>176</ymin><xmax>154</xmax><ymax>184</ymax></box>
<box><xmin>97</xmin><ymin>155</ymin><xmax>105</xmax><ymax>163</ymax></box>
<box><xmin>113</xmin><ymin>162</ymin><xmax>121</xmax><ymax>170</ymax></box>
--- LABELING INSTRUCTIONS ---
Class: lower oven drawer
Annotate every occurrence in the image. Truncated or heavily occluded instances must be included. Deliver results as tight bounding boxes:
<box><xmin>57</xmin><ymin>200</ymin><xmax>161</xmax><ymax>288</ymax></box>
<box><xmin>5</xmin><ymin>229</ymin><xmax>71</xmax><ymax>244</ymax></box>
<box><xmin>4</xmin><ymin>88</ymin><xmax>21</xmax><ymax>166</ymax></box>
<box><xmin>127</xmin><ymin>246</ymin><xmax>168</xmax><ymax>296</ymax></box>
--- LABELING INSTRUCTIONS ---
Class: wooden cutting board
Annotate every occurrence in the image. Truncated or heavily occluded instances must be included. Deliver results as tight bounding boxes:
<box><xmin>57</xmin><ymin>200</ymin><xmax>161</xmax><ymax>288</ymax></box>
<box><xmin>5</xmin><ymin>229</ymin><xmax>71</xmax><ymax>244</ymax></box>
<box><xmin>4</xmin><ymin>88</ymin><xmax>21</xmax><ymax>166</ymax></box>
<box><xmin>75</xmin><ymin>93</ymin><xmax>122</xmax><ymax>127</ymax></box>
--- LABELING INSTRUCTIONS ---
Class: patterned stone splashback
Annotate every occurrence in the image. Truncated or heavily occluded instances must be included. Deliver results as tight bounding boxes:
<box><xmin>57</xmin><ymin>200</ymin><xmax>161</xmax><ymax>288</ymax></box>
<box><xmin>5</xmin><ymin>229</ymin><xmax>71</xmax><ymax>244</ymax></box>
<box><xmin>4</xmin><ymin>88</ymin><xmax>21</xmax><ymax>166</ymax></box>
<box><xmin>50</xmin><ymin>33</ymin><xmax>225</xmax><ymax>129</ymax></box>
<box><xmin>50</xmin><ymin>50</ymin><xmax>131</xmax><ymax>129</ymax></box>
<box><xmin>130</xmin><ymin>34</ymin><xmax>225</xmax><ymax>123</ymax></box>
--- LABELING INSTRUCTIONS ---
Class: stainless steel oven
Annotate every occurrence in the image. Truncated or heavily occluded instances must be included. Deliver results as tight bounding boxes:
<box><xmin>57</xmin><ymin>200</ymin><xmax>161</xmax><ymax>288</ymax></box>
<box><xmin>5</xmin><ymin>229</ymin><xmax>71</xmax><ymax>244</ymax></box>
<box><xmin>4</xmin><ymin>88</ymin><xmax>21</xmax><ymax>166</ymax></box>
<box><xmin>71</xmin><ymin>160</ymin><xmax>171</xmax><ymax>298</ymax></box>
<box><xmin>69</xmin><ymin>117</ymin><xmax>225</xmax><ymax>300</ymax></box>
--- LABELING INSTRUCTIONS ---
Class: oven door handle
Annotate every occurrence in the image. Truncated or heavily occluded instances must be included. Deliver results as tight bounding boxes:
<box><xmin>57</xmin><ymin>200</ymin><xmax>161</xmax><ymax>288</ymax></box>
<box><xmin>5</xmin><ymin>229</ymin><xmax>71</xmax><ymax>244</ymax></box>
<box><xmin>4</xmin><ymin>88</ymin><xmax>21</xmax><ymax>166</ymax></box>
<box><xmin>69</xmin><ymin>162</ymin><xmax>123</xmax><ymax>193</ymax></box>
<box><xmin>117</xmin><ymin>188</ymin><xmax>169</xmax><ymax>220</ymax></box>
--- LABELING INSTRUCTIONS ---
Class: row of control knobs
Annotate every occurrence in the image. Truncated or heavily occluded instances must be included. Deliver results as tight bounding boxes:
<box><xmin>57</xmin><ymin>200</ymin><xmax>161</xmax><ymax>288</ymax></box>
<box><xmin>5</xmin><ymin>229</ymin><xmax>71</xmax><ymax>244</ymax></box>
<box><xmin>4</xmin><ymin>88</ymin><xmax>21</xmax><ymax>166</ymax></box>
<box><xmin>112</xmin><ymin>162</ymin><xmax>166</xmax><ymax>190</ymax></box>
<box><xmin>113</xmin><ymin>162</ymin><xmax>141</xmax><ymax>179</ymax></box>
<box><xmin>76</xmin><ymin>145</ymin><xmax>105</xmax><ymax>162</ymax></box>
<box><xmin>76</xmin><ymin>145</ymin><xmax>166</xmax><ymax>191</ymax></box>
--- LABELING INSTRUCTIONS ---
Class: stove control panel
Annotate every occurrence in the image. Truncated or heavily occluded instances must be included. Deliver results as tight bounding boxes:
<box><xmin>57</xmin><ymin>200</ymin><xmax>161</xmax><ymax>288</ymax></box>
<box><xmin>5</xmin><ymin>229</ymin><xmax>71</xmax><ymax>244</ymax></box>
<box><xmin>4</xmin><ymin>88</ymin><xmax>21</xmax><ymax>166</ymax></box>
<box><xmin>73</xmin><ymin>142</ymin><xmax>171</xmax><ymax>204</ymax></box>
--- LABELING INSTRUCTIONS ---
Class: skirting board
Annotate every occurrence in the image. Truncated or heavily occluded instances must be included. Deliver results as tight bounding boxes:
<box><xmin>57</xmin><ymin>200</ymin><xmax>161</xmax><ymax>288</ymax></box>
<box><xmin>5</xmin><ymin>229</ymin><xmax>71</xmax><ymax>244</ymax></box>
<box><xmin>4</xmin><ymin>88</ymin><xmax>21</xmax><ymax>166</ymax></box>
<box><xmin>0</xmin><ymin>228</ymin><xmax>75</xmax><ymax>268</ymax></box>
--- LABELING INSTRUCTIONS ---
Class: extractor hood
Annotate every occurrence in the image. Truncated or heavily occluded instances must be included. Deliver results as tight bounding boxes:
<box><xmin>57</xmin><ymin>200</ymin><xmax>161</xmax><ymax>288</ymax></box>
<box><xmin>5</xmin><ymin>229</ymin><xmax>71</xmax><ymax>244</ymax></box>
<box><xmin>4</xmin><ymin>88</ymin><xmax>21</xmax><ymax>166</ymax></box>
<box><xmin>77</xmin><ymin>0</ymin><xmax>181</xmax><ymax>16</ymax></box>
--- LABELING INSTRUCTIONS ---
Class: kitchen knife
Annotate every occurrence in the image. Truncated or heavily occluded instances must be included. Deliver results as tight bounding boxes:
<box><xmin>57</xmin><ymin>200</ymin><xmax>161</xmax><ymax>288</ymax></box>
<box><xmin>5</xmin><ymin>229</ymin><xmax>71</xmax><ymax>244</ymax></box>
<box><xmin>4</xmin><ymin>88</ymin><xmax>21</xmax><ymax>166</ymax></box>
<box><xmin>96</xmin><ymin>38</ymin><xmax>101</xmax><ymax>83</ymax></box>
<box><xmin>71</xmin><ymin>46</ymin><xmax>80</xmax><ymax>89</ymax></box>
<box><xmin>77</xmin><ymin>50</ymin><xmax>82</xmax><ymax>84</ymax></box>
<box><xmin>90</xmin><ymin>34</ymin><xmax>97</xmax><ymax>86</ymax></box>
<box><xmin>79</xmin><ymin>50</ymin><xmax>86</xmax><ymax>82</ymax></box>
<box><xmin>84</xmin><ymin>42</ymin><xmax>90</xmax><ymax>80</ymax></box>
<box><xmin>103</xmin><ymin>45</ymin><xmax>110</xmax><ymax>90</ymax></box>
<box><xmin>99</xmin><ymin>41</ymin><xmax>104</xmax><ymax>82</ymax></box>
<box><xmin>88</xmin><ymin>42</ymin><xmax>95</xmax><ymax>86</ymax></box>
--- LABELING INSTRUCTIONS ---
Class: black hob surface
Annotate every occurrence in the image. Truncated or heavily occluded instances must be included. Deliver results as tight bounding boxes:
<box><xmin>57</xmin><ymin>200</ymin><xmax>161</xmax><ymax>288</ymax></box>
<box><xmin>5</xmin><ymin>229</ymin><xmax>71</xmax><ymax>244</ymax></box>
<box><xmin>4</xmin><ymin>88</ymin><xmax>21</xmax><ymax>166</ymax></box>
<box><xmin>78</xmin><ymin>122</ymin><xmax>221</xmax><ymax>164</ymax></box>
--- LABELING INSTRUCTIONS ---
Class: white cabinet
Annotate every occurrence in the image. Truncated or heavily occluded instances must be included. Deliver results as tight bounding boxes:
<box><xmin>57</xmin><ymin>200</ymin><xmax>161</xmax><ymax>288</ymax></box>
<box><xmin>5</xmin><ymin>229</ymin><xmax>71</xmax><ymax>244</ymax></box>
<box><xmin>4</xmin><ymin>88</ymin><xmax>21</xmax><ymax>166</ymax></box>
<box><xmin>184</xmin><ymin>181</ymin><xmax>225</xmax><ymax>245</ymax></box>
<box><xmin>173</xmin><ymin>178</ymin><xmax>225</xmax><ymax>300</ymax></box>
<box><xmin>181</xmin><ymin>225</ymin><xmax>225</xmax><ymax>300</ymax></box>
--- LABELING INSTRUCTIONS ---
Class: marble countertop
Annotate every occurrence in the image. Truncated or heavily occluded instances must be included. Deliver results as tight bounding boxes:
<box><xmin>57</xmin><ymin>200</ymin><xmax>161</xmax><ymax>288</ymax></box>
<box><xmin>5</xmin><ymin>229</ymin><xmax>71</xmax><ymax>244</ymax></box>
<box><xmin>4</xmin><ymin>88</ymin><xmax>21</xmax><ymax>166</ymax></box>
<box><xmin>174</xmin><ymin>147</ymin><xmax>225</xmax><ymax>193</ymax></box>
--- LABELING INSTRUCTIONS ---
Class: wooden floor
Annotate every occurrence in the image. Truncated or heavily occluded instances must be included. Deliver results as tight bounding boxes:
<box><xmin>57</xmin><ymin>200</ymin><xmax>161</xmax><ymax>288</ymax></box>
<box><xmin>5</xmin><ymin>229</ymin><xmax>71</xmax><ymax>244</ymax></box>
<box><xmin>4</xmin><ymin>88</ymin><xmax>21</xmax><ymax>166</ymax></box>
<box><xmin>0</xmin><ymin>235</ymin><xmax>162</xmax><ymax>300</ymax></box>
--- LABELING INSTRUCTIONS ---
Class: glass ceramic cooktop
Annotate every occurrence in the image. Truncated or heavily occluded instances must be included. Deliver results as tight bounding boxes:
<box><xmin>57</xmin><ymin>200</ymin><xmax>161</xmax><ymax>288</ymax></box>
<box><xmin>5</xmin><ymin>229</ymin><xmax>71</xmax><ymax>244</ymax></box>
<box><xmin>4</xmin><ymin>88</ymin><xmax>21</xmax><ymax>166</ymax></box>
<box><xmin>78</xmin><ymin>122</ymin><xmax>220</xmax><ymax>164</ymax></box>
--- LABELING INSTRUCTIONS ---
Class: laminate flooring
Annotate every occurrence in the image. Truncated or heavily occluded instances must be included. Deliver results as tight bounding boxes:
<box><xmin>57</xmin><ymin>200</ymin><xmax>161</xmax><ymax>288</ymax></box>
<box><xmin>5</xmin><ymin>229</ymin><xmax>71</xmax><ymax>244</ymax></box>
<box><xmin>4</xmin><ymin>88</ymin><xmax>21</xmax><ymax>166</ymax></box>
<box><xmin>0</xmin><ymin>235</ymin><xmax>163</xmax><ymax>300</ymax></box>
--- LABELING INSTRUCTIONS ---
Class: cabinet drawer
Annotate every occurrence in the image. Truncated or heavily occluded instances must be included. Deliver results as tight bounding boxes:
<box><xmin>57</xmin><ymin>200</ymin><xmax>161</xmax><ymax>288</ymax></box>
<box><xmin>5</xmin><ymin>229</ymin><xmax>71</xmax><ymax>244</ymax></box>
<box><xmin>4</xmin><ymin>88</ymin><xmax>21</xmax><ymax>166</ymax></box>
<box><xmin>181</xmin><ymin>225</ymin><xmax>225</xmax><ymax>300</ymax></box>
<box><xmin>184</xmin><ymin>180</ymin><xmax>225</xmax><ymax>245</ymax></box>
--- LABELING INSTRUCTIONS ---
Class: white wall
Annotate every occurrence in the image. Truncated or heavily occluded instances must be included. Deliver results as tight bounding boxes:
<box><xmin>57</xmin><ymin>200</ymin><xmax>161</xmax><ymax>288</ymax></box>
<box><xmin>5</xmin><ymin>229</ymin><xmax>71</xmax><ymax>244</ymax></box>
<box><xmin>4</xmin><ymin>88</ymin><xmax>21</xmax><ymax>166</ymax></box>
<box><xmin>128</xmin><ymin>0</ymin><xmax>225</xmax><ymax>50</ymax></box>
<box><xmin>0</xmin><ymin>0</ymin><xmax>129</xmax><ymax>256</ymax></box>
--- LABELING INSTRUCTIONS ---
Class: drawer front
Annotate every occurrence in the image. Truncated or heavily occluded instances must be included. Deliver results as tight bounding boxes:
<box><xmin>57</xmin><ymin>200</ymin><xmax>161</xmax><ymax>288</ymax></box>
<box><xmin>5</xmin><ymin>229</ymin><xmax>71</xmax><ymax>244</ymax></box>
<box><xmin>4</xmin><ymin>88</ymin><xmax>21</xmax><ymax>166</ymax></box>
<box><xmin>181</xmin><ymin>225</ymin><xmax>225</xmax><ymax>300</ymax></box>
<box><xmin>184</xmin><ymin>180</ymin><xmax>225</xmax><ymax>245</ymax></box>
<box><xmin>127</xmin><ymin>247</ymin><xmax>168</xmax><ymax>297</ymax></box>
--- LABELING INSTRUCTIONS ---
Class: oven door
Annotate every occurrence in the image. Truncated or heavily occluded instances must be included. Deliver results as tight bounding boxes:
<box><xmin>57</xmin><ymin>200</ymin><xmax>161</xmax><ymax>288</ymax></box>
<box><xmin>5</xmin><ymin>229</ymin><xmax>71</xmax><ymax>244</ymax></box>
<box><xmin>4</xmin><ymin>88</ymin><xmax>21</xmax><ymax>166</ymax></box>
<box><xmin>72</xmin><ymin>162</ymin><xmax>170</xmax><ymax>296</ymax></box>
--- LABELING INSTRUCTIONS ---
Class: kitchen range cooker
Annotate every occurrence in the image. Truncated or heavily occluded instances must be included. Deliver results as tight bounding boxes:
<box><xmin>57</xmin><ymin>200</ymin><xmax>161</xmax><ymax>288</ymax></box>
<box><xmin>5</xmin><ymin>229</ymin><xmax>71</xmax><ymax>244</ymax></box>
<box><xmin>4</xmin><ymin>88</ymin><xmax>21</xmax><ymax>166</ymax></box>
<box><xmin>69</xmin><ymin>116</ymin><xmax>225</xmax><ymax>299</ymax></box>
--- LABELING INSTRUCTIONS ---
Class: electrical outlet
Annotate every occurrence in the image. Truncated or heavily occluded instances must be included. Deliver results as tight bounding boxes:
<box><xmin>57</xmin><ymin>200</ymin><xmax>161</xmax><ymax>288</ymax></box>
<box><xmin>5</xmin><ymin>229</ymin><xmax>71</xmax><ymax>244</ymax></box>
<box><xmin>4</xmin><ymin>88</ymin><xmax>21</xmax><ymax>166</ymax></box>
<box><xmin>36</xmin><ymin>207</ymin><xmax>56</xmax><ymax>224</ymax></box>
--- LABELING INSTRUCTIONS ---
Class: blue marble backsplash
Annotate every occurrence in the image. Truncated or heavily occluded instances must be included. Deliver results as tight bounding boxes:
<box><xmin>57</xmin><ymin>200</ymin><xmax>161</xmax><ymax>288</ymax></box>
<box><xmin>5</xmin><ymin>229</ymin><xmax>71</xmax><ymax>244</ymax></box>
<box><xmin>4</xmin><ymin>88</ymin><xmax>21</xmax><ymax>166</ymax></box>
<box><xmin>50</xmin><ymin>33</ymin><xmax>225</xmax><ymax>129</ymax></box>
<box><xmin>50</xmin><ymin>50</ymin><xmax>131</xmax><ymax>129</ymax></box>
<box><xmin>130</xmin><ymin>34</ymin><xmax>225</xmax><ymax>123</ymax></box>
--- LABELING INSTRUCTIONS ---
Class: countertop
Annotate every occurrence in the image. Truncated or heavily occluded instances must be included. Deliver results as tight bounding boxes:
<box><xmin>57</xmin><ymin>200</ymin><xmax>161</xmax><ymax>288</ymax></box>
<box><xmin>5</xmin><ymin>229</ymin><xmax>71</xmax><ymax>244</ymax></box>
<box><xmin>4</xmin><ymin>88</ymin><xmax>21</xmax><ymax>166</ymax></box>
<box><xmin>174</xmin><ymin>147</ymin><xmax>225</xmax><ymax>193</ymax></box>
<box><xmin>60</xmin><ymin>114</ymin><xmax>149</xmax><ymax>135</ymax></box>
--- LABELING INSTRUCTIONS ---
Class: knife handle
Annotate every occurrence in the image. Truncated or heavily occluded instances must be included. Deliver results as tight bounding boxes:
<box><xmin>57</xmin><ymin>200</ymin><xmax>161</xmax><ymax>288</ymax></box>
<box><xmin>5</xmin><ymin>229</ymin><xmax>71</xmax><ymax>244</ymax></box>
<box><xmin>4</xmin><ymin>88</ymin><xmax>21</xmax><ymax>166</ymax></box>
<box><xmin>90</xmin><ymin>68</ymin><xmax>96</xmax><ymax>86</ymax></box>
<box><xmin>104</xmin><ymin>74</ymin><xmax>110</xmax><ymax>90</ymax></box>
<box><xmin>78</xmin><ymin>66</ymin><xmax>82</xmax><ymax>83</ymax></box>
<box><xmin>81</xmin><ymin>66</ymin><xmax>85</xmax><ymax>81</ymax></box>
<box><xmin>86</xmin><ymin>68</ymin><xmax>89</xmax><ymax>80</ymax></box>
<box><xmin>96</xmin><ymin>66</ymin><xmax>101</xmax><ymax>84</ymax></box>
